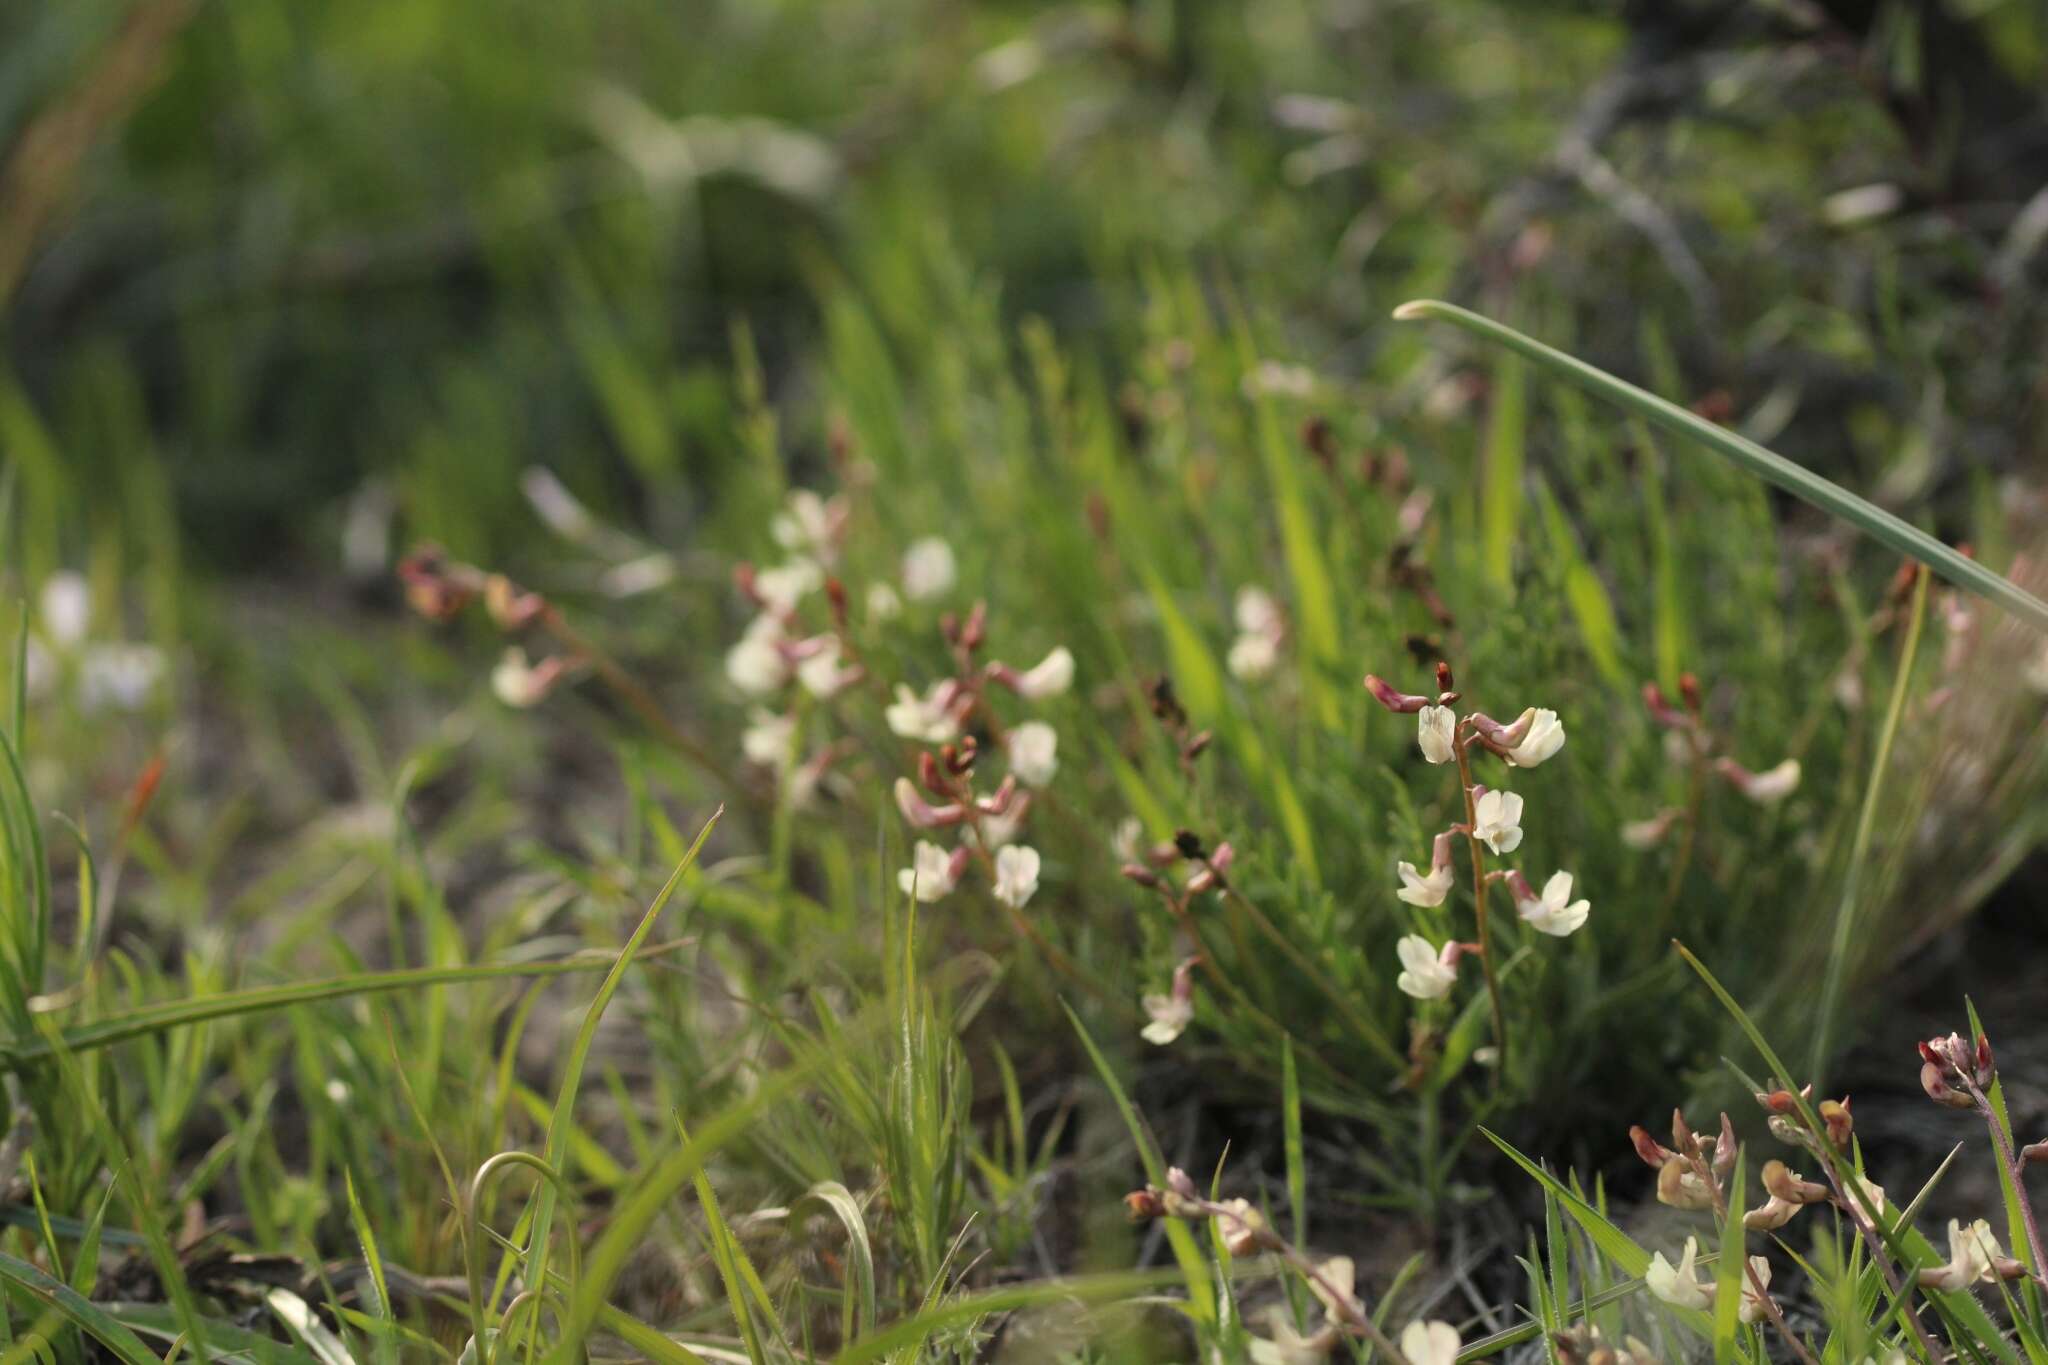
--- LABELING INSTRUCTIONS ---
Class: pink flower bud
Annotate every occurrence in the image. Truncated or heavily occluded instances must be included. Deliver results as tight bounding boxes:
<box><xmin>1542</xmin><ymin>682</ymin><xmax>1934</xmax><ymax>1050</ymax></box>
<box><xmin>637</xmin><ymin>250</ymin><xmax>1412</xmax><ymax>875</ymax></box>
<box><xmin>1363</xmin><ymin>674</ymin><xmax>1430</xmax><ymax>714</ymax></box>
<box><xmin>1641</xmin><ymin>682</ymin><xmax>1687</xmax><ymax>730</ymax></box>
<box><xmin>1120</xmin><ymin>863</ymin><xmax>1160</xmax><ymax>888</ymax></box>
<box><xmin>894</xmin><ymin>777</ymin><xmax>968</xmax><ymax>828</ymax></box>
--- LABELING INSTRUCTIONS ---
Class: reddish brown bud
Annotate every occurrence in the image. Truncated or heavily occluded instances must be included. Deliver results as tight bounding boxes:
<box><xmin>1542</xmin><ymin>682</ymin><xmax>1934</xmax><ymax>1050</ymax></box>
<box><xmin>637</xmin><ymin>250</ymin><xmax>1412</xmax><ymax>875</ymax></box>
<box><xmin>1435</xmin><ymin>660</ymin><xmax>1455</xmax><ymax>696</ymax></box>
<box><xmin>825</xmin><ymin>576</ymin><xmax>849</xmax><ymax>624</ymax></box>
<box><xmin>1758</xmin><ymin>1089</ymin><xmax>1800</xmax><ymax>1115</ymax></box>
<box><xmin>960</xmin><ymin>601</ymin><xmax>987</xmax><ymax>652</ymax></box>
<box><xmin>1678</xmin><ymin>672</ymin><xmax>1703</xmax><ymax>713</ymax></box>
<box><xmin>1182</xmin><ymin>729</ymin><xmax>1214</xmax><ymax>760</ymax></box>
<box><xmin>1762</xmin><ymin>1159</ymin><xmax>1828</xmax><ymax>1204</ymax></box>
<box><xmin>919</xmin><ymin>752</ymin><xmax>947</xmax><ymax>796</ymax></box>
<box><xmin>2022</xmin><ymin>1140</ymin><xmax>2048</xmax><ymax>1167</ymax></box>
<box><xmin>1819</xmin><ymin>1097</ymin><xmax>1853</xmax><ymax>1146</ymax></box>
<box><xmin>1124</xmin><ymin>1189</ymin><xmax>1165</xmax><ymax>1220</ymax></box>
<box><xmin>1642</xmin><ymin>682</ymin><xmax>1687</xmax><ymax>729</ymax></box>
<box><xmin>1120</xmin><ymin>863</ymin><xmax>1161</xmax><ymax>888</ymax></box>
<box><xmin>1921</xmin><ymin>1062</ymin><xmax>1973</xmax><ymax>1109</ymax></box>
<box><xmin>1629</xmin><ymin>1124</ymin><xmax>1674</xmax><ymax>1168</ymax></box>
<box><xmin>1301</xmin><ymin>415</ymin><xmax>1338</xmax><ymax>473</ymax></box>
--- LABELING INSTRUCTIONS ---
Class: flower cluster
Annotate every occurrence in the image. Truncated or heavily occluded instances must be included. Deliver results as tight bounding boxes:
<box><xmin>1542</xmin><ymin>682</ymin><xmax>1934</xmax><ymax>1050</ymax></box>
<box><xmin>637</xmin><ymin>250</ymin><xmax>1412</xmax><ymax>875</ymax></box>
<box><xmin>1227</xmin><ymin>586</ymin><xmax>1287</xmax><ymax>683</ymax></box>
<box><xmin>1625</xmin><ymin>672</ymin><xmax>1801</xmax><ymax>849</ymax></box>
<box><xmin>1123</xmin><ymin>1165</ymin><xmax>1459</xmax><ymax>1365</ymax></box>
<box><xmin>397</xmin><ymin>545</ymin><xmax>586</xmax><ymax>710</ymax></box>
<box><xmin>1120</xmin><ymin>828</ymin><xmax>1240</xmax><ymax>1046</ymax></box>
<box><xmin>23</xmin><ymin>571</ymin><xmax>168</xmax><ymax>714</ymax></box>
<box><xmin>885</xmin><ymin>596</ymin><xmax>1072</xmax><ymax>915</ymax></box>
<box><xmin>1365</xmin><ymin>661</ymin><xmax>1585</xmax><ymax>1017</ymax></box>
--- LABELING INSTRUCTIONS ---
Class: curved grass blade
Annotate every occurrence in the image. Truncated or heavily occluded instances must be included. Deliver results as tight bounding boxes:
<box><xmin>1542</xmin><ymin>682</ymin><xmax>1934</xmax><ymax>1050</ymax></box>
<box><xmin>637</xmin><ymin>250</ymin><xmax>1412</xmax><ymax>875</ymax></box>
<box><xmin>792</xmin><ymin>1181</ymin><xmax>877</xmax><ymax>1343</ymax></box>
<box><xmin>0</xmin><ymin>1253</ymin><xmax>164</xmax><ymax>1365</ymax></box>
<box><xmin>0</xmin><ymin>949</ymin><xmax>695</xmax><ymax>1067</ymax></box>
<box><xmin>1392</xmin><ymin>299</ymin><xmax>2048</xmax><ymax>633</ymax></box>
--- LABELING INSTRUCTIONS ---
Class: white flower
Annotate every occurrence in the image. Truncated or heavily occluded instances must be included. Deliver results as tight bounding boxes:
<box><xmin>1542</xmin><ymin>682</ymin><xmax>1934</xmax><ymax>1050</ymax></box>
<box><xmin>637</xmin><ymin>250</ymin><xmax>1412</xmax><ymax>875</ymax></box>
<box><xmin>1008</xmin><ymin>721</ymin><xmax>1058</xmax><ymax>788</ymax></box>
<box><xmin>1396</xmin><ymin>858</ymin><xmax>1453</xmax><ymax>908</ymax></box>
<box><xmin>1920</xmin><ymin>1219</ymin><xmax>2003</xmax><ymax>1292</ymax></box>
<box><xmin>1307</xmin><ymin>1255</ymin><xmax>1357</xmax><ymax>1325</ymax></box>
<box><xmin>867</xmin><ymin>582</ymin><xmax>902</xmax><ymax>621</ymax></box>
<box><xmin>885</xmin><ymin>682</ymin><xmax>961</xmax><ymax>743</ymax></box>
<box><xmin>78</xmin><ymin>643</ymin><xmax>165</xmax><ymax>712</ymax></box>
<box><xmin>1744</xmin><ymin>758</ymin><xmax>1801</xmax><ymax>804</ymax></box>
<box><xmin>1228</xmin><ymin>632</ymin><xmax>1279</xmax><ymax>682</ymax></box>
<box><xmin>770</xmin><ymin>490</ymin><xmax>841</xmax><ymax>563</ymax></box>
<box><xmin>796</xmin><ymin>638</ymin><xmax>854</xmax><ymax>698</ymax></box>
<box><xmin>753</xmin><ymin>559</ymin><xmax>823</xmax><ymax>614</ymax></box>
<box><xmin>491</xmin><ymin>648</ymin><xmax>556</xmax><ymax>708</ymax></box>
<box><xmin>39</xmin><ymin>572</ymin><xmax>90</xmax><ymax>648</ymax></box>
<box><xmin>741</xmin><ymin>708</ymin><xmax>796</xmax><ymax>769</ymax></box>
<box><xmin>992</xmin><ymin>844</ymin><xmax>1041</xmax><ymax>908</ymax></box>
<box><xmin>1228</xmin><ymin>587</ymin><xmax>1285</xmax><ymax>682</ymax></box>
<box><xmin>1399</xmin><ymin>1320</ymin><xmax>1461</xmax><ymax>1365</ymax></box>
<box><xmin>977</xmin><ymin>789</ymin><xmax>1031</xmax><ymax>847</ymax></box>
<box><xmin>1472</xmin><ymin>788</ymin><xmax>1524</xmax><ymax>854</ymax></box>
<box><xmin>1515</xmin><ymin>871</ymin><xmax>1590</xmax><ymax>937</ymax></box>
<box><xmin>1012</xmin><ymin>646</ymin><xmax>1075</xmax><ymax>699</ymax></box>
<box><xmin>1621</xmin><ymin>809</ymin><xmax>1680</xmax><ymax>850</ymax></box>
<box><xmin>1505</xmin><ymin>707</ymin><xmax>1566</xmax><ymax>767</ymax></box>
<box><xmin>901</xmin><ymin>537</ymin><xmax>957</xmax><ymax>601</ymax></box>
<box><xmin>1646</xmin><ymin>1237</ymin><xmax>1714</xmax><ymax>1311</ymax></box>
<box><xmin>1738</xmin><ymin>1256</ymin><xmax>1772</xmax><ymax>1324</ymax></box>
<box><xmin>897</xmin><ymin>841</ymin><xmax>958</xmax><ymax>902</ymax></box>
<box><xmin>1140</xmin><ymin>990</ymin><xmax>1192</xmax><ymax>1045</ymax></box>
<box><xmin>1417</xmin><ymin>705</ymin><xmax>1456</xmax><ymax>764</ymax></box>
<box><xmin>725</xmin><ymin>615</ymin><xmax>789</xmax><ymax>696</ymax></box>
<box><xmin>1395</xmin><ymin>934</ymin><xmax>1455</xmax><ymax>1000</ymax></box>
<box><xmin>1235</xmin><ymin>586</ymin><xmax>1282</xmax><ymax>638</ymax></box>
<box><xmin>1112</xmin><ymin>817</ymin><xmax>1144</xmax><ymax>862</ymax></box>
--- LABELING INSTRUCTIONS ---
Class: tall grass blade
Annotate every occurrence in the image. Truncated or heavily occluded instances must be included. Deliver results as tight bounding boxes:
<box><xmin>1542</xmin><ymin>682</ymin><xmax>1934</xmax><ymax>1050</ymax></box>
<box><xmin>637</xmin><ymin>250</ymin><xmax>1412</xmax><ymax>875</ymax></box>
<box><xmin>1810</xmin><ymin>569</ymin><xmax>1927</xmax><ymax>1086</ymax></box>
<box><xmin>1392</xmin><ymin>300</ymin><xmax>2048</xmax><ymax>632</ymax></box>
<box><xmin>523</xmin><ymin>807</ymin><xmax>722</xmax><ymax>1357</ymax></box>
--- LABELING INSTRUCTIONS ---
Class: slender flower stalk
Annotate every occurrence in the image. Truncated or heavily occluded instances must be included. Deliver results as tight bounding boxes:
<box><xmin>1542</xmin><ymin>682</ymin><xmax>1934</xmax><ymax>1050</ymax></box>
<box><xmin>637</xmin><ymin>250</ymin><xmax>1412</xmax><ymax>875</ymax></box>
<box><xmin>1126</xmin><ymin>1174</ymin><xmax>1413</xmax><ymax>1365</ymax></box>
<box><xmin>1452</xmin><ymin>730</ymin><xmax>1508</xmax><ymax>1078</ymax></box>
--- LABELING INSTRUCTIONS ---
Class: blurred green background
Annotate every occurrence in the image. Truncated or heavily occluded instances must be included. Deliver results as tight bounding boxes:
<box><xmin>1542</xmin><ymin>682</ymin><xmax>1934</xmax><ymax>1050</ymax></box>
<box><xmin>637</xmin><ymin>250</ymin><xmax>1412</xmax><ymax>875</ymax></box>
<box><xmin>8</xmin><ymin>0</ymin><xmax>2045</xmax><ymax>578</ymax></box>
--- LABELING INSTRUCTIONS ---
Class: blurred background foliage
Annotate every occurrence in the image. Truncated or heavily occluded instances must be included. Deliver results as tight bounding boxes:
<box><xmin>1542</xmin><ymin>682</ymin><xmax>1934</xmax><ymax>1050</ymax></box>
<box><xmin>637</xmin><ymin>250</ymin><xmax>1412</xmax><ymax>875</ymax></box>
<box><xmin>6</xmin><ymin>0</ymin><xmax>2046</xmax><ymax>575</ymax></box>
<box><xmin>1</xmin><ymin>0</ymin><xmax>2046</xmax><ymax>1330</ymax></box>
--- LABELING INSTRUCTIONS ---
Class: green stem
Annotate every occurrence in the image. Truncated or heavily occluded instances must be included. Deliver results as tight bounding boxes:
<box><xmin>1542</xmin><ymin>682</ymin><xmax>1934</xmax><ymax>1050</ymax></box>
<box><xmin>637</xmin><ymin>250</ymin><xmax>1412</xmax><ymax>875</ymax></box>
<box><xmin>1808</xmin><ymin>567</ymin><xmax>1928</xmax><ymax>1087</ymax></box>
<box><xmin>1453</xmin><ymin>732</ymin><xmax>1508</xmax><ymax>1084</ymax></box>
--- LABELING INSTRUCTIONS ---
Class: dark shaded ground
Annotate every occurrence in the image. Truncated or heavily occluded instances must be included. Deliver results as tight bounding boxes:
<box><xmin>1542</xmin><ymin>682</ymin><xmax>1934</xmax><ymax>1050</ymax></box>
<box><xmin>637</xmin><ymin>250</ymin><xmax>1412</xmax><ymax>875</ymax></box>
<box><xmin>1838</xmin><ymin>850</ymin><xmax>2047</xmax><ymax>1228</ymax></box>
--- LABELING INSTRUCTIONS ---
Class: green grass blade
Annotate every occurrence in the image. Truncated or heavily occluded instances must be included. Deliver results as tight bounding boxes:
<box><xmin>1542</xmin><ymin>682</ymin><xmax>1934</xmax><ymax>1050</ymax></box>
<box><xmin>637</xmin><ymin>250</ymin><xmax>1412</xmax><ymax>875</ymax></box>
<box><xmin>0</xmin><ymin>1252</ymin><xmax>164</xmax><ymax>1365</ymax></box>
<box><xmin>0</xmin><ymin>952</ymin><xmax>691</xmax><ymax>1066</ymax></box>
<box><xmin>1392</xmin><ymin>299</ymin><xmax>2048</xmax><ymax>633</ymax></box>
<box><xmin>1062</xmin><ymin>1001</ymin><xmax>1216</xmax><ymax>1324</ymax></box>
<box><xmin>524</xmin><ymin>807</ymin><xmax>722</xmax><ymax>1356</ymax></box>
<box><xmin>794</xmin><ymin>1181</ymin><xmax>877</xmax><ymax>1343</ymax></box>
<box><xmin>1481</xmin><ymin>350</ymin><xmax>1524</xmax><ymax>595</ymax></box>
<box><xmin>1282</xmin><ymin>1038</ymin><xmax>1306</xmax><ymax>1248</ymax></box>
<box><xmin>1810</xmin><ymin>569</ymin><xmax>1927</xmax><ymax>1086</ymax></box>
